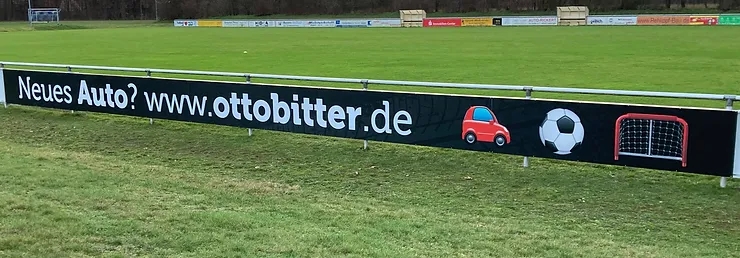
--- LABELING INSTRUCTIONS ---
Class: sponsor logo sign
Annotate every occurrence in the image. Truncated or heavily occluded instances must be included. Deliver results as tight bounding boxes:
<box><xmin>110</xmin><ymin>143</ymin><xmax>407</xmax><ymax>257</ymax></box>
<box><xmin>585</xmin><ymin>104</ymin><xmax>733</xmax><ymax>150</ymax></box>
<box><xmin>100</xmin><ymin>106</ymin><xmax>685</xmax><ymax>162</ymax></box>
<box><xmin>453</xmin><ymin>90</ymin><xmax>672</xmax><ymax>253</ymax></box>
<box><xmin>196</xmin><ymin>20</ymin><xmax>223</xmax><ymax>27</ymax></box>
<box><xmin>690</xmin><ymin>16</ymin><xmax>719</xmax><ymax>25</ymax></box>
<box><xmin>335</xmin><ymin>19</ymin><xmax>370</xmax><ymax>28</ymax></box>
<box><xmin>586</xmin><ymin>16</ymin><xmax>637</xmax><ymax>25</ymax></box>
<box><xmin>3</xmin><ymin>69</ymin><xmax>739</xmax><ymax>177</ymax></box>
<box><xmin>422</xmin><ymin>18</ymin><xmax>462</xmax><ymax>27</ymax></box>
<box><xmin>306</xmin><ymin>20</ymin><xmax>337</xmax><ymax>27</ymax></box>
<box><xmin>274</xmin><ymin>20</ymin><xmax>313</xmax><ymax>27</ymax></box>
<box><xmin>222</xmin><ymin>20</ymin><xmax>249</xmax><ymax>27</ymax></box>
<box><xmin>368</xmin><ymin>19</ymin><xmax>402</xmax><ymax>27</ymax></box>
<box><xmin>249</xmin><ymin>21</ymin><xmax>275</xmax><ymax>27</ymax></box>
<box><xmin>461</xmin><ymin>18</ymin><xmax>494</xmax><ymax>27</ymax></box>
<box><xmin>719</xmin><ymin>15</ymin><xmax>740</xmax><ymax>25</ymax></box>
<box><xmin>501</xmin><ymin>16</ymin><xmax>557</xmax><ymax>26</ymax></box>
<box><xmin>174</xmin><ymin>20</ymin><xmax>197</xmax><ymax>27</ymax></box>
<box><xmin>636</xmin><ymin>15</ymin><xmax>690</xmax><ymax>25</ymax></box>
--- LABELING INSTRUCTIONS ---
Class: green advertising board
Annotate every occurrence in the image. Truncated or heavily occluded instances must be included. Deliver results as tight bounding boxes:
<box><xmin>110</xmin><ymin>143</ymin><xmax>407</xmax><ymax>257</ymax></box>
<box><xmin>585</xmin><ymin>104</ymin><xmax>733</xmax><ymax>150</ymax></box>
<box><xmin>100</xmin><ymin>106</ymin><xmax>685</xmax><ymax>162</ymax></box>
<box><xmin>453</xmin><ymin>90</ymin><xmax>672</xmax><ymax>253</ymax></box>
<box><xmin>719</xmin><ymin>15</ymin><xmax>740</xmax><ymax>25</ymax></box>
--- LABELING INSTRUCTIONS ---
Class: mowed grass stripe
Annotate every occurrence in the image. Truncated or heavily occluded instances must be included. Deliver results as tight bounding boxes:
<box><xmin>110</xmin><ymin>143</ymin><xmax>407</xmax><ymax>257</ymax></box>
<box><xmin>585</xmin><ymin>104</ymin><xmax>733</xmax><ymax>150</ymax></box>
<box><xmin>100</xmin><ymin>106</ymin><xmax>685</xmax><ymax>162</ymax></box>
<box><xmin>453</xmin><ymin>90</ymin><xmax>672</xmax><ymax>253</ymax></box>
<box><xmin>0</xmin><ymin>24</ymin><xmax>738</xmax><ymax>257</ymax></box>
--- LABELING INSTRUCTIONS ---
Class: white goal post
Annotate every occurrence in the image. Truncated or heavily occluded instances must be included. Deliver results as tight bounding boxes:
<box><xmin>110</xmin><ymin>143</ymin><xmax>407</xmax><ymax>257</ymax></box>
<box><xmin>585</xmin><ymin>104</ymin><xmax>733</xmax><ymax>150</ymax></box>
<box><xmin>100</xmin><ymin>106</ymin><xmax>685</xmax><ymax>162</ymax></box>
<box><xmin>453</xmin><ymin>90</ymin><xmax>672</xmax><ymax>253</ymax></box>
<box><xmin>28</xmin><ymin>8</ymin><xmax>61</xmax><ymax>24</ymax></box>
<box><xmin>614</xmin><ymin>113</ymin><xmax>689</xmax><ymax>167</ymax></box>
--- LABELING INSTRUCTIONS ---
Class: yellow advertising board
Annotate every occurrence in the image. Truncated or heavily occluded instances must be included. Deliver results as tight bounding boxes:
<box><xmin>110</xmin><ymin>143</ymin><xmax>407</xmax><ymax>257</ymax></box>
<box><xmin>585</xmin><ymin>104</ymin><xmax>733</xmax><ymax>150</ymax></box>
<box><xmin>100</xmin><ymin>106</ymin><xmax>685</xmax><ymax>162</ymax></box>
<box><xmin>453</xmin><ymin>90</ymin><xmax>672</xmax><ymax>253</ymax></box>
<box><xmin>461</xmin><ymin>18</ymin><xmax>493</xmax><ymax>27</ymax></box>
<box><xmin>196</xmin><ymin>20</ymin><xmax>224</xmax><ymax>27</ymax></box>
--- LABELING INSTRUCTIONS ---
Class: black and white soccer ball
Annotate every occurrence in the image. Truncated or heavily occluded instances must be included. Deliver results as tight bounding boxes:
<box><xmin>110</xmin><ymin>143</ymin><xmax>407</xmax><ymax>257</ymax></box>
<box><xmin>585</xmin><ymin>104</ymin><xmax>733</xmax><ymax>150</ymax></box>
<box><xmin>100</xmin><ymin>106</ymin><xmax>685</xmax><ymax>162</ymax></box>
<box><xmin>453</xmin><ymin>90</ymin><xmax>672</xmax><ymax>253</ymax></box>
<box><xmin>539</xmin><ymin>108</ymin><xmax>584</xmax><ymax>155</ymax></box>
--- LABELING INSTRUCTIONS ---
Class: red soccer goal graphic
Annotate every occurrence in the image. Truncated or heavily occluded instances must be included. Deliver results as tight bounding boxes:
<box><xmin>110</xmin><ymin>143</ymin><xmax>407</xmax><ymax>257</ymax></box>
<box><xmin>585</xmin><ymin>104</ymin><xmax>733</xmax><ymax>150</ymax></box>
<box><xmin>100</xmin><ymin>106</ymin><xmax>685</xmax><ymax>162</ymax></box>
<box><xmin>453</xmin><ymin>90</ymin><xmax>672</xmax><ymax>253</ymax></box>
<box><xmin>614</xmin><ymin>113</ymin><xmax>689</xmax><ymax>167</ymax></box>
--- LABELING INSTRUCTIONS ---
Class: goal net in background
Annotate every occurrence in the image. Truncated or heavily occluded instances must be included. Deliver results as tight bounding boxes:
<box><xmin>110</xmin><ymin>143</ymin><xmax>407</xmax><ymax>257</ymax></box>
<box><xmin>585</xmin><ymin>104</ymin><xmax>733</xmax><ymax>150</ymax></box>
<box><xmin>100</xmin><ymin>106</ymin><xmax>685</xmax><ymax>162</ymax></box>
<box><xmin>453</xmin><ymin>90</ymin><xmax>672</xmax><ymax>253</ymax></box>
<box><xmin>28</xmin><ymin>8</ymin><xmax>61</xmax><ymax>24</ymax></box>
<box><xmin>614</xmin><ymin>113</ymin><xmax>689</xmax><ymax>167</ymax></box>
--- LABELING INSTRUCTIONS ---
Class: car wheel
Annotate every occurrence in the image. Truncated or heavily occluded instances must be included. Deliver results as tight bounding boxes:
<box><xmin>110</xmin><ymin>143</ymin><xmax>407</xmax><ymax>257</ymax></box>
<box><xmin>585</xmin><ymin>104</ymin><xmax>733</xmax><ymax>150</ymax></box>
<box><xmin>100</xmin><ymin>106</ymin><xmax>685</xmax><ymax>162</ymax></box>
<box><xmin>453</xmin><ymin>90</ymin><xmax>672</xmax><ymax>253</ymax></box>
<box><xmin>465</xmin><ymin>132</ymin><xmax>476</xmax><ymax>144</ymax></box>
<box><xmin>494</xmin><ymin>135</ymin><xmax>506</xmax><ymax>147</ymax></box>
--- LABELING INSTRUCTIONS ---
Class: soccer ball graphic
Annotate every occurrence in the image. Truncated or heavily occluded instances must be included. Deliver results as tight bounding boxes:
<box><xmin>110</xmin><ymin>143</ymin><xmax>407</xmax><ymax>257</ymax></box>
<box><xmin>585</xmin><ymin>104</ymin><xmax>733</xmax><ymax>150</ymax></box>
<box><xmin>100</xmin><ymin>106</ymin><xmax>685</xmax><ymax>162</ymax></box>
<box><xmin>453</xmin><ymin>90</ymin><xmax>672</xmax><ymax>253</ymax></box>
<box><xmin>539</xmin><ymin>108</ymin><xmax>585</xmax><ymax>155</ymax></box>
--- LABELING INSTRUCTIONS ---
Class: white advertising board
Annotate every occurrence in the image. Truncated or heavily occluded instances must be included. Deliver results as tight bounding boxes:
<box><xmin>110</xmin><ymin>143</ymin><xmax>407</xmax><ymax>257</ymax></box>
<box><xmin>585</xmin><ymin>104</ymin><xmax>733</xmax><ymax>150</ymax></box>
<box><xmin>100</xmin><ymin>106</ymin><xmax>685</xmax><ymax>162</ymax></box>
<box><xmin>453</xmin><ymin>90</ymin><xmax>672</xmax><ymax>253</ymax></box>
<box><xmin>501</xmin><ymin>16</ymin><xmax>557</xmax><ymax>26</ymax></box>
<box><xmin>335</xmin><ymin>19</ymin><xmax>370</xmax><ymax>27</ymax></box>
<box><xmin>249</xmin><ymin>20</ymin><xmax>276</xmax><ymax>27</ymax></box>
<box><xmin>173</xmin><ymin>20</ymin><xmax>197</xmax><ymax>27</ymax></box>
<box><xmin>586</xmin><ymin>16</ymin><xmax>638</xmax><ymax>25</ymax></box>
<box><xmin>222</xmin><ymin>20</ymin><xmax>250</xmax><ymax>27</ymax></box>
<box><xmin>368</xmin><ymin>19</ymin><xmax>402</xmax><ymax>27</ymax></box>
<box><xmin>305</xmin><ymin>20</ymin><xmax>337</xmax><ymax>27</ymax></box>
<box><xmin>224</xmin><ymin>20</ymin><xmax>336</xmax><ymax>28</ymax></box>
<box><xmin>275</xmin><ymin>20</ymin><xmax>309</xmax><ymax>27</ymax></box>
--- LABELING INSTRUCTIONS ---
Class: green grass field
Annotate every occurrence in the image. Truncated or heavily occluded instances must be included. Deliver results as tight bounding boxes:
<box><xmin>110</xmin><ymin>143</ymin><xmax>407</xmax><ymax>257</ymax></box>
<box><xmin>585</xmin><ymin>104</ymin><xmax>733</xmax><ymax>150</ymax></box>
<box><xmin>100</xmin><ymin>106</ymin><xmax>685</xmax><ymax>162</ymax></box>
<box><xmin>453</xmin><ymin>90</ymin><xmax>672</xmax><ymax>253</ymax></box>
<box><xmin>1</xmin><ymin>22</ymin><xmax>739</xmax><ymax>257</ymax></box>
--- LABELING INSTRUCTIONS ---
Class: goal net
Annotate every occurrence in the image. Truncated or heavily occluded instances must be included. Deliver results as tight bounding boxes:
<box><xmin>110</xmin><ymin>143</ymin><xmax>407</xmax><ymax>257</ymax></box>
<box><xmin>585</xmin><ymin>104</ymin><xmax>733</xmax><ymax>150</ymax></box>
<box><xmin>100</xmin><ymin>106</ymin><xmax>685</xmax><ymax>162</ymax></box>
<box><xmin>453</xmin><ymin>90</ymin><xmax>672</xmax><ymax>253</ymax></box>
<box><xmin>614</xmin><ymin>113</ymin><xmax>688</xmax><ymax>167</ymax></box>
<box><xmin>28</xmin><ymin>8</ymin><xmax>61</xmax><ymax>24</ymax></box>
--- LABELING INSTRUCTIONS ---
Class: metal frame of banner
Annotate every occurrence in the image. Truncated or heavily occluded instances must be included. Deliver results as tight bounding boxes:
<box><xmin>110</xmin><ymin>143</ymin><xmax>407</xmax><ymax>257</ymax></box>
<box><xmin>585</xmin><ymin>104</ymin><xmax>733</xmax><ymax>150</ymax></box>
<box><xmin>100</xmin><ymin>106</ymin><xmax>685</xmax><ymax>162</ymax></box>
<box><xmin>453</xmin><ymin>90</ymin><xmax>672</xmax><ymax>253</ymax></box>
<box><xmin>0</xmin><ymin>64</ymin><xmax>5</xmax><ymax>108</ymax></box>
<box><xmin>1</xmin><ymin>61</ymin><xmax>738</xmax><ymax>187</ymax></box>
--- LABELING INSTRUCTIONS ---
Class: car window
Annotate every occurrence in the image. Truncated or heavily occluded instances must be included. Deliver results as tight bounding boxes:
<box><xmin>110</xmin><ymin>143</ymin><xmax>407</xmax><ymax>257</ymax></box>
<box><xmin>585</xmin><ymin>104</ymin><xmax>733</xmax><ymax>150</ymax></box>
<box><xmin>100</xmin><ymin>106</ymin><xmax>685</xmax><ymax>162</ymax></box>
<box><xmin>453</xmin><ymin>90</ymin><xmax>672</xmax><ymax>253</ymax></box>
<box><xmin>472</xmin><ymin>107</ymin><xmax>494</xmax><ymax>122</ymax></box>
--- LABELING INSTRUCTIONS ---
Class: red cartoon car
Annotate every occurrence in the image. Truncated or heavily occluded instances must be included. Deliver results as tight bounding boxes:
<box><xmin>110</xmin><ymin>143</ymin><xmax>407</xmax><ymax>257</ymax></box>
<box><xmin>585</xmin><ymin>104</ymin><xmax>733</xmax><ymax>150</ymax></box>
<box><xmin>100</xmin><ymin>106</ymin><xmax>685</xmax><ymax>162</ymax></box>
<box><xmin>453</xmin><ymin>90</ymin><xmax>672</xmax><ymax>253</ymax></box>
<box><xmin>462</xmin><ymin>106</ymin><xmax>511</xmax><ymax>146</ymax></box>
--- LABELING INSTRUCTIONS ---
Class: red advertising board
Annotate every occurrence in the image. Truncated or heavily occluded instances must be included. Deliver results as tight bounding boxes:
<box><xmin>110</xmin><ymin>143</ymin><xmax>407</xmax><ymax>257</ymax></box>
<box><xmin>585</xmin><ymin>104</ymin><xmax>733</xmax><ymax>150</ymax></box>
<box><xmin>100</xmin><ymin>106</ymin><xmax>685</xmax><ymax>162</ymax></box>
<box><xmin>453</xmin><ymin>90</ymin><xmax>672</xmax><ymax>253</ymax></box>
<box><xmin>637</xmin><ymin>15</ymin><xmax>690</xmax><ymax>25</ymax></box>
<box><xmin>690</xmin><ymin>16</ymin><xmax>719</xmax><ymax>25</ymax></box>
<box><xmin>422</xmin><ymin>18</ymin><xmax>462</xmax><ymax>27</ymax></box>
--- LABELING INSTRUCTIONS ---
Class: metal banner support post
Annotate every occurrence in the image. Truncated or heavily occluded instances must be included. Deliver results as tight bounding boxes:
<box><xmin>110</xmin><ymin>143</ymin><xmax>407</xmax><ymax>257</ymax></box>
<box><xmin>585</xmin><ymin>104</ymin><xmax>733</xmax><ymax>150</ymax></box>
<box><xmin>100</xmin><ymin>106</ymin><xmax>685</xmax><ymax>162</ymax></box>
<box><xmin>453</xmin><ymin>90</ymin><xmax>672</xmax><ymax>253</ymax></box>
<box><xmin>0</xmin><ymin>64</ymin><xmax>6</xmax><ymax>108</ymax></box>
<box><xmin>362</xmin><ymin>80</ymin><xmax>369</xmax><ymax>150</ymax></box>
<box><xmin>721</xmin><ymin>97</ymin><xmax>735</xmax><ymax>188</ymax></box>
<box><xmin>246</xmin><ymin>74</ymin><xmax>253</xmax><ymax>137</ymax></box>
<box><xmin>146</xmin><ymin>70</ymin><xmax>153</xmax><ymax>125</ymax></box>
<box><xmin>523</xmin><ymin>87</ymin><xmax>533</xmax><ymax>168</ymax></box>
<box><xmin>67</xmin><ymin>66</ymin><xmax>74</xmax><ymax>113</ymax></box>
<box><xmin>27</xmin><ymin>0</ymin><xmax>31</xmax><ymax>26</ymax></box>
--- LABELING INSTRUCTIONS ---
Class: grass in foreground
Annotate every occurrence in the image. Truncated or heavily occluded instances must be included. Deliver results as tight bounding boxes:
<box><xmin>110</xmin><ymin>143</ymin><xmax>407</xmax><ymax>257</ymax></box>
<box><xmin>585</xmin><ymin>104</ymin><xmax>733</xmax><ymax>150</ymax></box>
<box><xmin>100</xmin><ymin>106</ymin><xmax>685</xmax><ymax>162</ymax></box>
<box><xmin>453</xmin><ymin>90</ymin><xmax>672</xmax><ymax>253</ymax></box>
<box><xmin>0</xmin><ymin>23</ymin><xmax>739</xmax><ymax>257</ymax></box>
<box><xmin>1</xmin><ymin>106</ymin><xmax>738</xmax><ymax>257</ymax></box>
<box><xmin>0</xmin><ymin>20</ymin><xmax>169</xmax><ymax>32</ymax></box>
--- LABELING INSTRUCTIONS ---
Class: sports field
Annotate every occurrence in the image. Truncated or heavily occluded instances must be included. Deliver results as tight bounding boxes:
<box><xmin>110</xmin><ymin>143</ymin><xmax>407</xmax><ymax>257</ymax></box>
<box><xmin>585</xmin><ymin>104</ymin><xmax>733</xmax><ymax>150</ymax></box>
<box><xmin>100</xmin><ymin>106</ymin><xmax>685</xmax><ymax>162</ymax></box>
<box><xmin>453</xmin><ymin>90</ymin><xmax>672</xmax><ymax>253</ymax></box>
<box><xmin>0</xmin><ymin>22</ymin><xmax>739</xmax><ymax>257</ymax></box>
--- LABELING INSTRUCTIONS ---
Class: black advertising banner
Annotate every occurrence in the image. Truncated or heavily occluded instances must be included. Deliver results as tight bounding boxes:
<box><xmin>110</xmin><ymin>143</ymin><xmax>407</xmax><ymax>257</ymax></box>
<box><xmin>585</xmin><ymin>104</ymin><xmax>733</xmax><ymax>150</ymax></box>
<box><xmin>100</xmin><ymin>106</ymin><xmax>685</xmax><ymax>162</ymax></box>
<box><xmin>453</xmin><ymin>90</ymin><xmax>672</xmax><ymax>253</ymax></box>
<box><xmin>2</xmin><ymin>68</ymin><xmax>739</xmax><ymax>177</ymax></box>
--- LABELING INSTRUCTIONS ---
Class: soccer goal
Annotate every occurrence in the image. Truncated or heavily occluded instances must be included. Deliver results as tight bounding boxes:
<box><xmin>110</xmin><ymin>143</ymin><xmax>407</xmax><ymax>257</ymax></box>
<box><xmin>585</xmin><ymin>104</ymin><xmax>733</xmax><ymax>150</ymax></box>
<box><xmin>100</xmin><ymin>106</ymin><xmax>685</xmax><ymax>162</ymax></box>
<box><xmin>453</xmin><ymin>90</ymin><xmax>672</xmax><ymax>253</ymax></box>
<box><xmin>28</xmin><ymin>8</ymin><xmax>61</xmax><ymax>24</ymax></box>
<box><xmin>614</xmin><ymin>113</ymin><xmax>689</xmax><ymax>167</ymax></box>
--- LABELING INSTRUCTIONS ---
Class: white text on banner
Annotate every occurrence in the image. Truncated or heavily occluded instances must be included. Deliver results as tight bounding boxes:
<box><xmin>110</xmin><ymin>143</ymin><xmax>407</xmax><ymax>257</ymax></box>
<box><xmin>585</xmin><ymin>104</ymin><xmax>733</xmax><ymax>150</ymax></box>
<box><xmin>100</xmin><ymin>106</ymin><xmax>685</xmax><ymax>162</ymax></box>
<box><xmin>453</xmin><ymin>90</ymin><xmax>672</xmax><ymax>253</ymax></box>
<box><xmin>587</xmin><ymin>16</ymin><xmax>637</xmax><ymax>25</ymax></box>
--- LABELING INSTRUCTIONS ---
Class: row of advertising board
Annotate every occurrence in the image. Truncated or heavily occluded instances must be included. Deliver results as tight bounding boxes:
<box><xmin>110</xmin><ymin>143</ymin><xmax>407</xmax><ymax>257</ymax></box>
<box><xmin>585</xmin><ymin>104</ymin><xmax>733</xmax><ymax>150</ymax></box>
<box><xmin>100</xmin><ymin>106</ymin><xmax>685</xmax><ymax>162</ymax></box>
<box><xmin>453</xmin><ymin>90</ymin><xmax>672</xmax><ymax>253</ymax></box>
<box><xmin>174</xmin><ymin>14</ymin><xmax>740</xmax><ymax>28</ymax></box>
<box><xmin>587</xmin><ymin>14</ymin><xmax>740</xmax><ymax>25</ymax></box>
<box><xmin>422</xmin><ymin>14</ymin><xmax>740</xmax><ymax>27</ymax></box>
<box><xmin>174</xmin><ymin>19</ymin><xmax>403</xmax><ymax>28</ymax></box>
<box><xmin>419</xmin><ymin>16</ymin><xmax>559</xmax><ymax>26</ymax></box>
